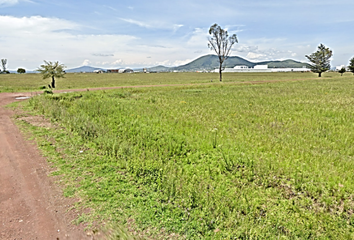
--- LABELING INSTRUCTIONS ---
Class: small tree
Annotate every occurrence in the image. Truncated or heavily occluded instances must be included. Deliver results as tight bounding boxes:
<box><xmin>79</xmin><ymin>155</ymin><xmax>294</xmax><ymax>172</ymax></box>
<box><xmin>338</xmin><ymin>67</ymin><xmax>346</xmax><ymax>76</ymax></box>
<box><xmin>37</xmin><ymin>61</ymin><xmax>65</xmax><ymax>88</ymax></box>
<box><xmin>1</xmin><ymin>59</ymin><xmax>7</xmax><ymax>73</ymax></box>
<box><xmin>348</xmin><ymin>57</ymin><xmax>354</xmax><ymax>75</ymax></box>
<box><xmin>17</xmin><ymin>68</ymin><xmax>26</xmax><ymax>74</ymax></box>
<box><xmin>305</xmin><ymin>44</ymin><xmax>333</xmax><ymax>77</ymax></box>
<box><xmin>208</xmin><ymin>23</ymin><xmax>238</xmax><ymax>82</ymax></box>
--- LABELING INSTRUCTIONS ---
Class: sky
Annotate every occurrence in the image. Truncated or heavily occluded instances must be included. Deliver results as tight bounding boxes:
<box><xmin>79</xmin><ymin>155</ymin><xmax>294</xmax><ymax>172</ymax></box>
<box><xmin>0</xmin><ymin>0</ymin><xmax>353</xmax><ymax>70</ymax></box>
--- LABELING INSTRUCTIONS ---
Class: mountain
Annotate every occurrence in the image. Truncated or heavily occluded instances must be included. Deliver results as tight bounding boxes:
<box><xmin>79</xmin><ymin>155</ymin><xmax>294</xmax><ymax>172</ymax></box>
<box><xmin>257</xmin><ymin>59</ymin><xmax>309</xmax><ymax>68</ymax></box>
<box><xmin>66</xmin><ymin>66</ymin><xmax>106</xmax><ymax>73</ymax></box>
<box><xmin>147</xmin><ymin>55</ymin><xmax>309</xmax><ymax>72</ymax></box>
<box><xmin>172</xmin><ymin>55</ymin><xmax>256</xmax><ymax>71</ymax></box>
<box><xmin>64</xmin><ymin>55</ymin><xmax>310</xmax><ymax>73</ymax></box>
<box><xmin>147</xmin><ymin>65</ymin><xmax>171</xmax><ymax>72</ymax></box>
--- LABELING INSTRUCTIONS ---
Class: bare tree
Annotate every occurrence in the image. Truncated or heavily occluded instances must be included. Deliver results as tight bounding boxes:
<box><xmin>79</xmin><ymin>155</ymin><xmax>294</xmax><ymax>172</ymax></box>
<box><xmin>1</xmin><ymin>59</ymin><xmax>7</xmax><ymax>73</ymax></box>
<box><xmin>208</xmin><ymin>24</ymin><xmax>238</xmax><ymax>82</ymax></box>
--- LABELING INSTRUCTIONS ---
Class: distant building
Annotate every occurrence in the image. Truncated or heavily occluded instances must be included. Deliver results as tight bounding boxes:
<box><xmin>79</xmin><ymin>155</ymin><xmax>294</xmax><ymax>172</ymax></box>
<box><xmin>254</xmin><ymin>65</ymin><xmax>268</xmax><ymax>70</ymax></box>
<box><xmin>214</xmin><ymin>64</ymin><xmax>310</xmax><ymax>73</ymax></box>
<box><xmin>123</xmin><ymin>69</ymin><xmax>134</xmax><ymax>73</ymax></box>
<box><xmin>234</xmin><ymin>65</ymin><xmax>249</xmax><ymax>69</ymax></box>
<box><xmin>107</xmin><ymin>69</ymin><xmax>119</xmax><ymax>73</ymax></box>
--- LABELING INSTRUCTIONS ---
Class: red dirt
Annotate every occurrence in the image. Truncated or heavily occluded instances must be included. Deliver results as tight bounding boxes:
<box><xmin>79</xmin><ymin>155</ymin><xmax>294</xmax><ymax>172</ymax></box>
<box><xmin>0</xmin><ymin>92</ymin><xmax>91</xmax><ymax>240</ymax></box>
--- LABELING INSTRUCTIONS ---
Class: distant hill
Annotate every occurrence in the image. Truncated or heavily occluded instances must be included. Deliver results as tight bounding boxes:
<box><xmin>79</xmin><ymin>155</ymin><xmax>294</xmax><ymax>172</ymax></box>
<box><xmin>257</xmin><ymin>59</ymin><xmax>309</xmax><ymax>68</ymax></box>
<box><xmin>147</xmin><ymin>65</ymin><xmax>171</xmax><ymax>72</ymax></box>
<box><xmin>64</xmin><ymin>55</ymin><xmax>310</xmax><ymax>73</ymax></box>
<box><xmin>66</xmin><ymin>66</ymin><xmax>106</xmax><ymax>73</ymax></box>
<box><xmin>148</xmin><ymin>55</ymin><xmax>309</xmax><ymax>72</ymax></box>
<box><xmin>172</xmin><ymin>55</ymin><xmax>255</xmax><ymax>71</ymax></box>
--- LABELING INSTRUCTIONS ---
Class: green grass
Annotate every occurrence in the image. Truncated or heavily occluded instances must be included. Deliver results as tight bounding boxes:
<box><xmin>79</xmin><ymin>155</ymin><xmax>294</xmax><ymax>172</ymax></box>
<box><xmin>17</xmin><ymin>72</ymin><xmax>354</xmax><ymax>239</ymax></box>
<box><xmin>0</xmin><ymin>71</ymin><xmax>339</xmax><ymax>93</ymax></box>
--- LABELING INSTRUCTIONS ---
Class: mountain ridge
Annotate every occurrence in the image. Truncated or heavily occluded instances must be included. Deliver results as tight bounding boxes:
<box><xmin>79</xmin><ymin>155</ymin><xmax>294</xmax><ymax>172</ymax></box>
<box><xmin>147</xmin><ymin>55</ymin><xmax>309</xmax><ymax>72</ymax></box>
<box><xmin>64</xmin><ymin>55</ymin><xmax>310</xmax><ymax>73</ymax></box>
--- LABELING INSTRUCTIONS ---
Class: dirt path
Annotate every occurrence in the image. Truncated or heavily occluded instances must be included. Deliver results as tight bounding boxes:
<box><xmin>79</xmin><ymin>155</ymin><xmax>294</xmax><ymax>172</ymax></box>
<box><xmin>0</xmin><ymin>78</ymin><xmax>317</xmax><ymax>239</ymax></box>
<box><xmin>0</xmin><ymin>92</ymin><xmax>90</xmax><ymax>240</ymax></box>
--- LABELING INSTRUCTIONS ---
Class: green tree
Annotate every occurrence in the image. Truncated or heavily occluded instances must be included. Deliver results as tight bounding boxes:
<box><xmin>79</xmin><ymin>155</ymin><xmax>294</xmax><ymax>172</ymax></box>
<box><xmin>208</xmin><ymin>23</ymin><xmax>238</xmax><ymax>82</ymax></box>
<box><xmin>305</xmin><ymin>44</ymin><xmax>332</xmax><ymax>77</ymax></box>
<box><xmin>17</xmin><ymin>68</ymin><xmax>26</xmax><ymax>74</ymax></box>
<box><xmin>338</xmin><ymin>67</ymin><xmax>346</xmax><ymax>76</ymax></box>
<box><xmin>348</xmin><ymin>57</ymin><xmax>354</xmax><ymax>75</ymax></box>
<box><xmin>37</xmin><ymin>61</ymin><xmax>65</xmax><ymax>88</ymax></box>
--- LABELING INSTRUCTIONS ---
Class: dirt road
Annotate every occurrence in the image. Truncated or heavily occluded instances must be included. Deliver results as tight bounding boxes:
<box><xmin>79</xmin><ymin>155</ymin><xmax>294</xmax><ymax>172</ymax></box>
<box><xmin>0</xmin><ymin>92</ymin><xmax>90</xmax><ymax>240</ymax></box>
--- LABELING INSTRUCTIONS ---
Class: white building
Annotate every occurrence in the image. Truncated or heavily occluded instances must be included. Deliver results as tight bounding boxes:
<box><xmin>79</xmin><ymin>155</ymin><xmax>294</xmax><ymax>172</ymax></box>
<box><xmin>220</xmin><ymin>65</ymin><xmax>271</xmax><ymax>73</ymax></box>
<box><xmin>254</xmin><ymin>65</ymin><xmax>268</xmax><ymax>70</ymax></box>
<box><xmin>234</xmin><ymin>65</ymin><xmax>249</xmax><ymax>69</ymax></box>
<box><xmin>213</xmin><ymin>64</ymin><xmax>310</xmax><ymax>73</ymax></box>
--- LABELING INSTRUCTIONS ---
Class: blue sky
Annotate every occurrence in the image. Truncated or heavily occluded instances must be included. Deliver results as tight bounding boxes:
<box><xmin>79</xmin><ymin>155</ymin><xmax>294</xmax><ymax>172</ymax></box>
<box><xmin>1</xmin><ymin>0</ymin><xmax>353</xmax><ymax>70</ymax></box>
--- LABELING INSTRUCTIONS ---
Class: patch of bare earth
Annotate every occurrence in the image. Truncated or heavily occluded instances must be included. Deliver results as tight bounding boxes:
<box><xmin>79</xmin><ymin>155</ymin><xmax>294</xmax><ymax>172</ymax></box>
<box><xmin>17</xmin><ymin>115</ymin><xmax>53</xmax><ymax>128</ymax></box>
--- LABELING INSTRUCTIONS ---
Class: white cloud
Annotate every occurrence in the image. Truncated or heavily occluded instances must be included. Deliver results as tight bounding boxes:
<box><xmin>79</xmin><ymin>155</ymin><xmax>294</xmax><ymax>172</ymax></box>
<box><xmin>246</xmin><ymin>52</ymin><xmax>266</xmax><ymax>60</ymax></box>
<box><xmin>82</xmin><ymin>59</ymin><xmax>91</xmax><ymax>66</ymax></box>
<box><xmin>172</xmin><ymin>59</ymin><xmax>193</xmax><ymax>66</ymax></box>
<box><xmin>0</xmin><ymin>15</ymin><xmax>79</xmax><ymax>34</ymax></box>
<box><xmin>120</xmin><ymin>18</ymin><xmax>151</xmax><ymax>28</ymax></box>
<box><xmin>0</xmin><ymin>0</ymin><xmax>33</xmax><ymax>7</ymax></box>
<box><xmin>0</xmin><ymin>0</ymin><xmax>17</xmax><ymax>5</ymax></box>
<box><xmin>173</xmin><ymin>24</ymin><xmax>183</xmax><ymax>32</ymax></box>
<box><xmin>120</xmin><ymin>18</ymin><xmax>183</xmax><ymax>32</ymax></box>
<box><xmin>234</xmin><ymin>45</ymin><xmax>259</xmax><ymax>53</ymax></box>
<box><xmin>187</xmin><ymin>28</ymin><xmax>208</xmax><ymax>47</ymax></box>
<box><xmin>234</xmin><ymin>41</ymin><xmax>301</xmax><ymax>61</ymax></box>
<box><xmin>0</xmin><ymin>15</ymin><xmax>139</xmax><ymax>69</ymax></box>
<box><xmin>111</xmin><ymin>59</ymin><xmax>123</xmax><ymax>66</ymax></box>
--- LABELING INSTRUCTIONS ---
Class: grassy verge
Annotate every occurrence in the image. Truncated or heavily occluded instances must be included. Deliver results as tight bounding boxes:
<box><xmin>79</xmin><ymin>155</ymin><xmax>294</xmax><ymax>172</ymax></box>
<box><xmin>18</xmin><ymin>75</ymin><xmax>354</xmax><ymax>239</ymax></box>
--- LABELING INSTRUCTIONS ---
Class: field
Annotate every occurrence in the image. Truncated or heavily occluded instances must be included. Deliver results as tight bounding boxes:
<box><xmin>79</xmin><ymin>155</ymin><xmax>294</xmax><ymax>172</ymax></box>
<box><xmin>1</xmin><ymin>71</ymin><xmax>319</xmax><ymax>93</ymax></box>
<box><xmin>3</xmin><ymin>72</ymin><xmax>354</xmax><ymax>239</ymax></box>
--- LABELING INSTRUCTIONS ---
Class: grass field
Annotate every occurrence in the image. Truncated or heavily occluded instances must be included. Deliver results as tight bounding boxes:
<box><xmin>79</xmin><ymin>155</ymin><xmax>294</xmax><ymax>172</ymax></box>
<box><xmin>0</xmin><ymin>71</ymin><xmax>327</xmax><ymax>93</ymax></box>
<box><xmin>10</xmin><ymin>72</ymin><xmax>354</xmax><ymax>239</ymax></box>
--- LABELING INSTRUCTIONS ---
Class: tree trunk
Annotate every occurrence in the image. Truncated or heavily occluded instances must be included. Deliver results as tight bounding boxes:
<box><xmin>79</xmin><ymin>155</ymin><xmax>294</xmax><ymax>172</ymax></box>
<box><xmin>51</xmin><ymin>76</ymin><xmax>56</xmax><ymax>88</ymax></box>
<box><xmin>318</xmin><ymin>72</ymin><xmax>322</xmax><ymax>77</ymax></box>
<box><xmin>219</xmin><ymin>64</ymin><xmax>222</xmax><ymax>82</ymax></box>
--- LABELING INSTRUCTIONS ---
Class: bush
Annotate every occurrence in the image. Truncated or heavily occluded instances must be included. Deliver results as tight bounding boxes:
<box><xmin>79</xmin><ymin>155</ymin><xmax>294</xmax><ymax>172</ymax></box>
<box><xmin>17</xmin><ymin>68</ymin><xmax>26</xmax><ymax>74</ymax></box>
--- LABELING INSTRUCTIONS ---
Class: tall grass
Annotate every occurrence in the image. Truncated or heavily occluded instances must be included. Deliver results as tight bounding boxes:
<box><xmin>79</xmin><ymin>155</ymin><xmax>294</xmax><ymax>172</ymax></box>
<box><xmin>24</xmin><ymin>76</ymin><xmax>354</xmax><ymax>239</ymax></box>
